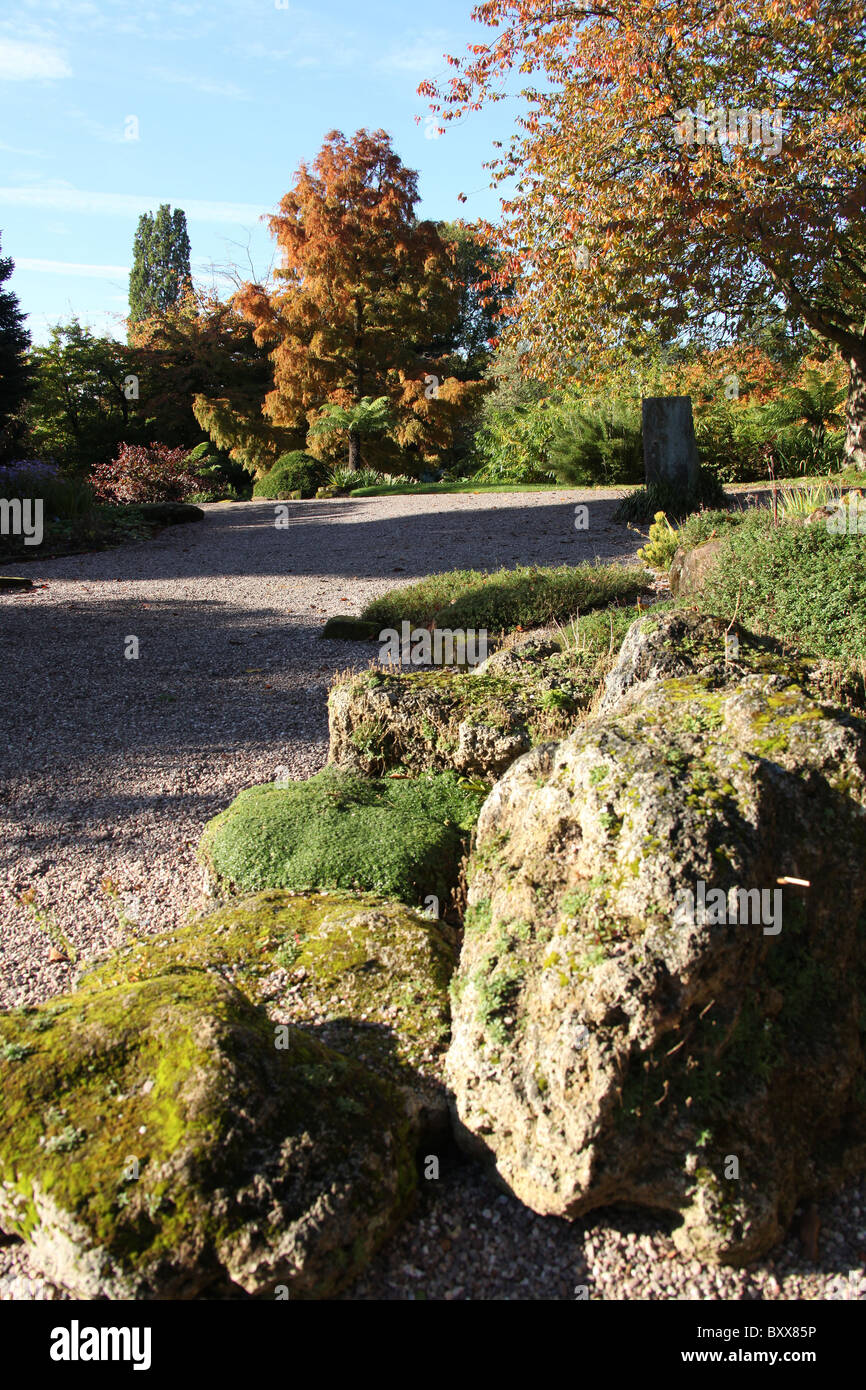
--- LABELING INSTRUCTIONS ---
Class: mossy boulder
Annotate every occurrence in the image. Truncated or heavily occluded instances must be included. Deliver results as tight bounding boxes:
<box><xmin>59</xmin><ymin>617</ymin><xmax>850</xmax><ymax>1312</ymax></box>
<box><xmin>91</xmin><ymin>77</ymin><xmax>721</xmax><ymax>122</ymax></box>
<box><xmin>0</xmin><ymin>968</ymin><xmax>414</xmax><ymax>1299</ymax></box>
<box><xmin>321</xmin><ymin>615</ymin><xmax>380</xmax><ymax>641</ymax></box>
<box><xmin>198</xmin><ymin>766</ymin><xmax>485</xmax><ymax>908</ymax></box>
<box><xmin>327</xmin><ymin>629</ymin><xmax>611</xmax><ymax>781</ymax></box>
<box><xmin>599</xmin><ymin>609</ymin><xmax>850</xmax><ymax>716</ymax></box>
<box><xmin>448</xmin><ymin>646</ymin><xmax>866</xmax><ymax>1264</ymax></box>
<box><xmin>78</xmin><ymin>889</ymin><xmax>457</xmax><ymax>1134</ymax></box>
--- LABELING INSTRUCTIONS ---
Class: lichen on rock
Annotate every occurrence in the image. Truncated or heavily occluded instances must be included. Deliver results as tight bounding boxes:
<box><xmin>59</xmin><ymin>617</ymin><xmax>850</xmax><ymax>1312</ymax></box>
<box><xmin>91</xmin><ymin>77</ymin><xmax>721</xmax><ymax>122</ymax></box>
<box><xmin>328</xmin><ymin>626</ymin><xmax>622</xmax><ymax>781</ymax></box>
<box><xmin>0</xmin><ymin>968</ymin><xmax>415</xmax><ymax>1299</ymax></box>
<box><xmin>447</xmin><ymin>612</ymin><xmax>866</xmax><ymax>1264</ymax></box>
<box><xmin>78</xmin><ymin>889</ymin><xmax>457</xmax><ymax>1135</ymax></box>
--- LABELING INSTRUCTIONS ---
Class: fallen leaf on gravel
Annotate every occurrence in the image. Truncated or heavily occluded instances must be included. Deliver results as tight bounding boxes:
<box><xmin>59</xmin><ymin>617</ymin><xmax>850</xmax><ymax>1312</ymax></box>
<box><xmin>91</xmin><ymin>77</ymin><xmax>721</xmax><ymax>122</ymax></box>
<box><xmin>48</xmin><ymin>947</ymin><xmax>68</xmax><ymax>963</ymax></box>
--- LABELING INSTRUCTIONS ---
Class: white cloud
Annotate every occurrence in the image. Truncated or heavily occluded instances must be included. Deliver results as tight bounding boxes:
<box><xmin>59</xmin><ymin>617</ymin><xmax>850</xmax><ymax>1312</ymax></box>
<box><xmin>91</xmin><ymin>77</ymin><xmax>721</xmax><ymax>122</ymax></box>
<box><xmin>377</xmin><ymin>37</ymin><xmax>452</xmax><ymax>76</ymax></box>
<box><xmin>0</xmin><ymin>185</ymin><xmax>267</xmax><ymax>225</ymax></box>
<box><xmin>0</xmin><ymin>140</ymin><xmax>46</xmax><ymax>158</ymax></box>
<box><xmin>0</xmin><ymin>39</ymin><xmax>71</xmax><ymax>81</ymax></box>
<box><xmin>16</xmin><ymin>258</ymin><xmax>130</xmax><ymax>278</ymax></box>
<box><xmin>149</xmin><ymin>67</ymin><xmax>249</xmax><ymax>100</ymax></box>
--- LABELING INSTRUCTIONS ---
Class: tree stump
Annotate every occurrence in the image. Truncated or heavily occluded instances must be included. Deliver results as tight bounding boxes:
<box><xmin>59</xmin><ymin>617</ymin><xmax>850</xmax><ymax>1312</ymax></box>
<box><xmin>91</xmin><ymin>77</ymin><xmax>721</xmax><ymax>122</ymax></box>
<box><xmin>642</xmin><ymin>396</ymin><xmax>699</xmax><ymax>493</ymax></box>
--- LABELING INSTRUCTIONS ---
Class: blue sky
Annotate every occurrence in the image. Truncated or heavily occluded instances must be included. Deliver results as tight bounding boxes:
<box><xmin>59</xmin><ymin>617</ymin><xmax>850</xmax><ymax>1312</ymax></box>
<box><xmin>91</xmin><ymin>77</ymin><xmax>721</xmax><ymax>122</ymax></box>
<box><xmin>0</xmin><ymin>0</ymin><xmax>513</xmax><ymax>345</ymax></box>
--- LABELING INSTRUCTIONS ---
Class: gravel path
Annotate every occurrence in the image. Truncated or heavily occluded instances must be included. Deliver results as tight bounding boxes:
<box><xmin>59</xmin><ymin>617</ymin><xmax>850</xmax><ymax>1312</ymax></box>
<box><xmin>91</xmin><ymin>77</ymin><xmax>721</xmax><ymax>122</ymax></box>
<box><xmin>1</xmin><ymin>490</ymin><xmax>863</xmax><ymax>1301</ymax></box>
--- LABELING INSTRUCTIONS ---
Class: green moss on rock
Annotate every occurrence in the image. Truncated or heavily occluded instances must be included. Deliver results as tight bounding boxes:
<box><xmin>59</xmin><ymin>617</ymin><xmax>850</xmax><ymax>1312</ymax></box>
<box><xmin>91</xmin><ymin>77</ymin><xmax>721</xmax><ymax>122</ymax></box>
<box><xmin>0</xmin><ymin>968</ymin><xmax>415</xmax><ymax>1299</ymax></box>
<box><xmin>78</xmin><ymin>889</ymin><xmax>456</xmax><ymax>1098</ymax></box>
<box><xmin>198</xmin><ymin>766</ymin><xmax>485</xmax><ymax>906</ymax></box>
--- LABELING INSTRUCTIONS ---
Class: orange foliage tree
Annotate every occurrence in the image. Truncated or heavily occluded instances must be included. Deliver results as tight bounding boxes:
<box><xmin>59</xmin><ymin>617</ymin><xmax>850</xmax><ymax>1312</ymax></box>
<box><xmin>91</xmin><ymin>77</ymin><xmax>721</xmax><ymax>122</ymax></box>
<box><xmin>420</xmin><ymin>0</ymin><xmax>866</xmax><ymax>467</ymax></box>
<box><xmin>231</xmin><ymin>129</ymin><xmax>486</xmax><ymax>473</ymax></box>
<box><xmin>129</xmin><ymin>288</ymin><xmax>272</xmax><ymax>452</ymax></box>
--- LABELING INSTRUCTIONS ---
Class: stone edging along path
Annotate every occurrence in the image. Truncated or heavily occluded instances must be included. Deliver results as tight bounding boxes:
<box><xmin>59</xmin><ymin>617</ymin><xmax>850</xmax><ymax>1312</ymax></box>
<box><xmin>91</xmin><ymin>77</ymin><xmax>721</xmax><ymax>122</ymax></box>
<box><xmin>1</xmin><ymin>491</ymin><xmax>863</xmax><ymax>1301</ymax></box>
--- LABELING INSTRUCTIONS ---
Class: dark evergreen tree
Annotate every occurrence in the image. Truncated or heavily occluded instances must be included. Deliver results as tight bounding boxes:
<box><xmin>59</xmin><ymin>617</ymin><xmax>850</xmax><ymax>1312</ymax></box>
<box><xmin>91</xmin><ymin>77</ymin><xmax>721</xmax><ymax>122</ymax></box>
<box><xmin>0</xmin><ymin>232</ymin><xmax>32</xmax><ymax>461</ymax></box>
<box><xmin>128</xmin><ymin>205</ymin><xmax>192</xmax><ymax>324</ymax></box>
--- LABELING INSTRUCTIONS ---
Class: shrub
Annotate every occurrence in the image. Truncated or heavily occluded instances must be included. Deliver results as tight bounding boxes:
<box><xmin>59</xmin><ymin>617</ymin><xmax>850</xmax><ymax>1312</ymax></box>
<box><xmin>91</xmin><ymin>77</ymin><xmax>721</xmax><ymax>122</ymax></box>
<box><xmin>770</xmin><ymin>425</ymin><xmax>845</xmax><ymax>477</ymax></box>
<box><xmin>636</xmin><ymin>512</ymin><xmax>681</xmax><ymax>569</ymax></box>
<box><xmin>0</xmin><ymin>461</ymin><xmax>93</xmax><ymax>519</ymax></box>
<box><xmin>91</xmin><ymin>443</ymin><xmax>200</xmax><ymax>504</ymax></box>
<box><xmin>330</xmin><ymin>467</ymin><xmax>416</xmax><ymax>492</ymax></box>
<box><xmin>253</xmin><ymin>451</ymin><xmax>328</xmax><ymax>500</ymax></box>
<box><xmin>186</xmin><ymin>444</ymin><xmax>252</xmax><ymax>500</ymax></box>
<box><xmin>362</xmin><ymin>562</ymin><xmax>650</xmax><ymax>634</ymax></box>
<box><xmin>471</xmin><ymin>391</ymin><xmax>644</xmax><ymax>487</ymax></box>
<box><xmin>547</xmin><ymin>400</ymin><xmax>644</xmax><ymax>487</ymax></box>
<box><xmin>693</xmin><ymin>370</ymin><xmax>847</xmax><ymax>483</ymax></box>
<box><xmin>470</xmin><ymin>401</ymin><xmax>558</xmax><ymax>483</ymax></box>
<box><xmin>693</xmin><ymin>400</ymin><xmax>773</xmax><ymax>484</ymax></box>
<box><xmin>613</xmin><ymin>469</ymin><xmax>729</xmax><ymax>524</ymax></box>
<box><xmin>685</xmin><ymin>510</ymin><xmax>866</xmax><ymax>661</ymax></box>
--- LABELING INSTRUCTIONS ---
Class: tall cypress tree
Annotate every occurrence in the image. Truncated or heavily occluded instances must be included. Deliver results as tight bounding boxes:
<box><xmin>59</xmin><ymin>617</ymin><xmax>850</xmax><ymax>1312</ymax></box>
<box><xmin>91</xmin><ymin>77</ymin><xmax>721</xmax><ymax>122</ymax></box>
<box><xmin>0</xmin><ymin>232</ymin><xmax>32</xmax><ymax>461</ymax></box>
<box><xmin>128</xmin><ymin>205</ymin><xmax>192</xmax><ymax>324</ymax></box>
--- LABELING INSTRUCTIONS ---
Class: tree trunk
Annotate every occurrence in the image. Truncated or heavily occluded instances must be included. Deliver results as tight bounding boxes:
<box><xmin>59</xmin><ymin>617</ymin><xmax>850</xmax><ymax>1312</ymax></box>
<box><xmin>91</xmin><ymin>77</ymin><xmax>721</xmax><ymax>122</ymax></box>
<box><xmin>348</xmin><ymin>429</ymin><xmax>361</xmax><ymax>472</ymax></box>
<box><xmin>844</xmin><ymin>352</ymin><xmax>866</xmax><ymax>471</ymax></box>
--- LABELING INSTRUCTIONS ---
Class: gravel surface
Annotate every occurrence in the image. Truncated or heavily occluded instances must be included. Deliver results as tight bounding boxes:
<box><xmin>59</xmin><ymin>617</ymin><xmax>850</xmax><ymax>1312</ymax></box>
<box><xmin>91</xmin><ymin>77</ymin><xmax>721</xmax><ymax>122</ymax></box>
<box><xmin>1</xmin><ymin>490</ymin><xmax>863</xmax><ymax>1301</ymax></box>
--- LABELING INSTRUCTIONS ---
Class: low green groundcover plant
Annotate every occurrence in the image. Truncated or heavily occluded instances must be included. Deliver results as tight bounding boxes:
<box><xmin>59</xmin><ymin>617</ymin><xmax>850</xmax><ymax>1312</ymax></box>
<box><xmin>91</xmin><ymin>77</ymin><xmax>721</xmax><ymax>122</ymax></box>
<box><xmin>560</xmin><ymin>602</ymin><xmax>645</xmax><ymax>658</ymax></box>
<box><xmin>199</xmin><ymin>766</ymin><xmax>487</xmax><ymax>905</ymax></box>
<box><xmin>675</xmin><ymin>507</ymin><xmax>750</xmax><ymax>550</ymax></box>
<box><xmin>361</xmin><ymin>562</ymin><xmax>649</xmax><ymax>634</ymax></box>
<box><xmin>682</xmin><ymin>510</ymin><xmax>866</xmax><ymax>662</ymax></box>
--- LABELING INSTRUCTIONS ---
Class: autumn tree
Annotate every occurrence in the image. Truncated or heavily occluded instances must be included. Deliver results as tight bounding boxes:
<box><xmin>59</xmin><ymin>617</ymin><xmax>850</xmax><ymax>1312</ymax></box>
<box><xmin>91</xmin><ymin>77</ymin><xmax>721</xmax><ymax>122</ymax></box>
<box><xmin>130</xmin><ymin>288</ymin><xmax>273</xmax><ymax>452</ymax></box>
<box><xmin>129</xmin><ymin>205</ymin><xmax>192</xmax><ymax>325</ymax></box>
<box><xmin>421</xmin><ymin>0</ymin><xmax>866</xmax><ymax>467</ymax></box>
<box><xmin>226</xmin><ymin>129</ymin><xmax>485</xmax><ymax>473</ymax></box>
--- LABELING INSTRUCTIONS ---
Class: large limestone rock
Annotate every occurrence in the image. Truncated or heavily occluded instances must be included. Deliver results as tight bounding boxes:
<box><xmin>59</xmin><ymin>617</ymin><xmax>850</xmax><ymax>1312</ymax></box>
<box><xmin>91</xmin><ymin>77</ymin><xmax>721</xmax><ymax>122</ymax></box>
<box><xmin>597</xmin><ymin>609</ymin><xmax>812</xmax><ymax>713</ymax></box>
<box><xmin>0</xmin><ymin>968</ymin><xmax>415</xmax><ymax>1298</ymax></box>
<box><xmin>79</xmin><ymin>889</ymin><xmax>457</xmax><ymax>1138</ymax></box>
<box><xmin>669</xmin><ymin>539</ymin><xmax>724</xmax><ymax>598</ymax></box>
<box><xmin>448</xmin><ymin>617</ymin><xmax>866</xmax><ymax>1263</ymax></box>
<box><xmin>328</xmin><ymin>631</ymin><xmax>606</xmax><ymax>781</ymax></box>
